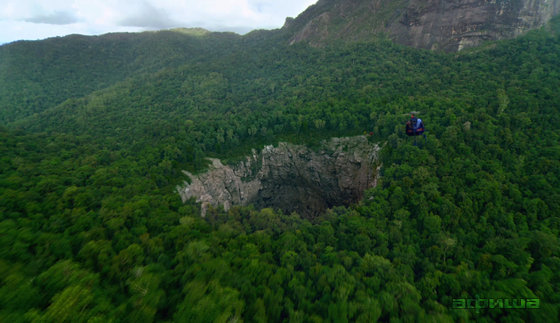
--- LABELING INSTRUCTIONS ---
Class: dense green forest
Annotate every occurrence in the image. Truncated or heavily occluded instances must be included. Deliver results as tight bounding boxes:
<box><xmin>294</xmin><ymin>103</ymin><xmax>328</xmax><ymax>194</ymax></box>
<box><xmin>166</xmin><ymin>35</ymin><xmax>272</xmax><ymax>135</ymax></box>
<box><xmin>1</xmin><ymin>16</ymin><xmax>559</xmax><ymax>322</ymax></box>
<box><xmin>0</xmin><ymin>29</ymin><xmax>242</xmax><ymax>124</ymax></box>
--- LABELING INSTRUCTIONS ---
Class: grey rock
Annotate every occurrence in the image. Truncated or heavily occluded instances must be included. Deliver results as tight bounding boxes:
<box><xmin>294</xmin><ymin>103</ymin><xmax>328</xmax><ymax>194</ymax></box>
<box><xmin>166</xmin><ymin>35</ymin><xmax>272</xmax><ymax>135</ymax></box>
<box><xmin>286</xmin><ymin>0</ymin><xmax>560</xmax><ymax>51</ymax></box>
<box><xmin>177</xmin><ymin>136</ymin><xmax>381</xmax><ymax>217</ymax></box>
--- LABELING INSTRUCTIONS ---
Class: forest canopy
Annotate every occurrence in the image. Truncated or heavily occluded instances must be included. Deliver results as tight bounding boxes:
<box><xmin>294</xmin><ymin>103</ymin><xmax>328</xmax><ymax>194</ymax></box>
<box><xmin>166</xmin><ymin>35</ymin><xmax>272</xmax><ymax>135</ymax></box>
<box><xmin>0</xmin><ymin>17</ymin><xmax>559</xmax><ymax>322</ymax></box>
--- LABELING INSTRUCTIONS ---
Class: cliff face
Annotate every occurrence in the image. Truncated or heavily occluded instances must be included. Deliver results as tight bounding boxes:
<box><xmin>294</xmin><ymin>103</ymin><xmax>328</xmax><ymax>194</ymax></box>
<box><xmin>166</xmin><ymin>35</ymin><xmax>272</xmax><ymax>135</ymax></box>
<box><xmin>177</xmin><ymin>136</ymin><xmax>380</xmax><ymax>217</ymax></box>
<box><xmin>286</xmin><ymin>0</ymin><xmax>560</xmax><ymax>51</ymax></box>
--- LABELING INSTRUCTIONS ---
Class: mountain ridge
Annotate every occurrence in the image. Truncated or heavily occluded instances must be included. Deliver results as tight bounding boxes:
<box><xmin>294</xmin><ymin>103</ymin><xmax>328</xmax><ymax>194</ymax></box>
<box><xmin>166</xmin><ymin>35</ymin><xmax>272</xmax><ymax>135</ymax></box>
<box><xmin>0</xmin><ymin>30</ymin><xmax>241</xmax><ymax>124</ymax></box>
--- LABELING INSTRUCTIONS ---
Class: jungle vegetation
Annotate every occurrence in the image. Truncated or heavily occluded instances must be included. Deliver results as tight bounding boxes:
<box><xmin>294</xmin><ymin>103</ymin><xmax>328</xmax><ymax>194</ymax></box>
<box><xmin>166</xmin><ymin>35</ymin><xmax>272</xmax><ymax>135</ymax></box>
<box><xmin>0</xmin><ymin>17</ymin><xmax>559</xmax><ymax>322</ymax></box>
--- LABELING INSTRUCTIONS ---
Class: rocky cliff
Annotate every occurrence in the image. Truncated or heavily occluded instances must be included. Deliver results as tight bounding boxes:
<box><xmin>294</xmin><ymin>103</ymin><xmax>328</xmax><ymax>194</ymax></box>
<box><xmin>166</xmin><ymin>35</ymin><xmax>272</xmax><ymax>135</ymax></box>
<box><xmin>177</xmin><ymin>136</ymin><xmax>380</xmax><ymax>217</ymax></box>
<box><xmin>285</xmin><ymin>0</ymin><xmax>560</xmax><ymax>51</ymax></box>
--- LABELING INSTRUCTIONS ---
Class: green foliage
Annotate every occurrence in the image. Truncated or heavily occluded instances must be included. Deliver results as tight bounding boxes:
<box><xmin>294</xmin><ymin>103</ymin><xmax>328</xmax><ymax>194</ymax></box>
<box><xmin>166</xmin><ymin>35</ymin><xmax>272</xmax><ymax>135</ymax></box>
<box><xmin>1</xmin><ymin>17</ymin><xmax>560</xmax><ymax>322</ymax></box>
<box><xmin>0</xmin><ymin>30</ymin><xmax>240</xmax><ymax>124</ymax></box>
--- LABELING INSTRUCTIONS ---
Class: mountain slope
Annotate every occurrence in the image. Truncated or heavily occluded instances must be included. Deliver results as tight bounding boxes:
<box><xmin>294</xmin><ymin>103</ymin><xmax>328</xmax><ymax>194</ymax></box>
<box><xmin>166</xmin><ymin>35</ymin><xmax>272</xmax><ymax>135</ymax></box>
<box><xmin>0</xmin><ymin>30</ymin><xmax>240</xmax><ymax>124</ymax></box>
<box><xmin>12</xmin><ymin>18</ymin><xmax>560</xmax><ymax>163</ymax></box>
<box><xmin>285</xmin><ymin>0</ymin><xmax>560</xmax><ymax>51</ymax></box>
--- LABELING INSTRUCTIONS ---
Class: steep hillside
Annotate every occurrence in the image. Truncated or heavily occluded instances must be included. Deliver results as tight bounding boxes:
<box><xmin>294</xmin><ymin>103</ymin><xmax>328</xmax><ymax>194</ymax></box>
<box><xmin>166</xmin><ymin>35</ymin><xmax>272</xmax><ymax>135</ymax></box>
<box><xmin>0</xmin><ymin>29</ymin><xmax>240</xmax><ymax>124</ymax></box>
<box><xmin>285</xmin><ymin>0</ymin><xmax>560</xmax><ymax>51</ymax></box>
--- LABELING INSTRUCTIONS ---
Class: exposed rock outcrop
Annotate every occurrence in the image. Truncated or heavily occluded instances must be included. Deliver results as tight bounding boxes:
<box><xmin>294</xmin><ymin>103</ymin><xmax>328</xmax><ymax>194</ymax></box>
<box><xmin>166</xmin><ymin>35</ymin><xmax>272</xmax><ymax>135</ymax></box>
<box><xmin>285</xmin><ymin>0</ymin><xmax>560</xmax><ymax>51</ymax></box>
<box><xmin>177</xmin><ymin>136</ymin><xmax>381</xmax><ymax>217</ymax></box>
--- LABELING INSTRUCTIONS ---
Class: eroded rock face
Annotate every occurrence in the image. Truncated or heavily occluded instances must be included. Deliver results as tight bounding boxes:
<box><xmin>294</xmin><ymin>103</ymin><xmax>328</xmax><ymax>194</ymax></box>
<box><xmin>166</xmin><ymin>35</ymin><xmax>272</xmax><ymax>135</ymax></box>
<box><xmin>392</xmin><ymin>0</ymin><xmax>560</xmax><ymax>51</ymax></box>
<box><xmin>177</xmin><ymin>136</ymin><xmax>380</xmax><ymax>217</ymax></box>
<box><xmin>286</xmin><ymin>0</ymin><xmax>560</xmax><ymax>51</ymax></box>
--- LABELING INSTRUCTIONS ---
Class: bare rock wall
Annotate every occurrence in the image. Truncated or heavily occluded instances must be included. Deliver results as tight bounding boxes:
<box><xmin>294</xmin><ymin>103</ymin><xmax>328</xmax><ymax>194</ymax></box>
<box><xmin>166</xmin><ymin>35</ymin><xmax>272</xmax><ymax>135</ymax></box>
<box><xmin>177</xmin><ymin>136</ymin><xmax>380</xmax><ymax>217</ymax></box>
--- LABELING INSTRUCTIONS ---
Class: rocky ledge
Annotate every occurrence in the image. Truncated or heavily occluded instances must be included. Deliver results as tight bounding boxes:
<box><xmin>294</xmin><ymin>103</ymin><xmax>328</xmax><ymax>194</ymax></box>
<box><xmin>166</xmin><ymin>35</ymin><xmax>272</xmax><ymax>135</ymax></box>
<box><xmin>177</xmin><ymin>136</ymin><xmax>381</xmax><ymax>217</ymax></box>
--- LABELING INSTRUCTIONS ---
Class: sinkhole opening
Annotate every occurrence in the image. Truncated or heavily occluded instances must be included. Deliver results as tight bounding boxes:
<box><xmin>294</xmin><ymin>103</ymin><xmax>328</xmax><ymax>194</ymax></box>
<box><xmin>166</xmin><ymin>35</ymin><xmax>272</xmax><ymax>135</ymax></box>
<box><xmin>178</xmin><ymin>136</ymin><xmax>380</xmax><ymax>217</ymax></box>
